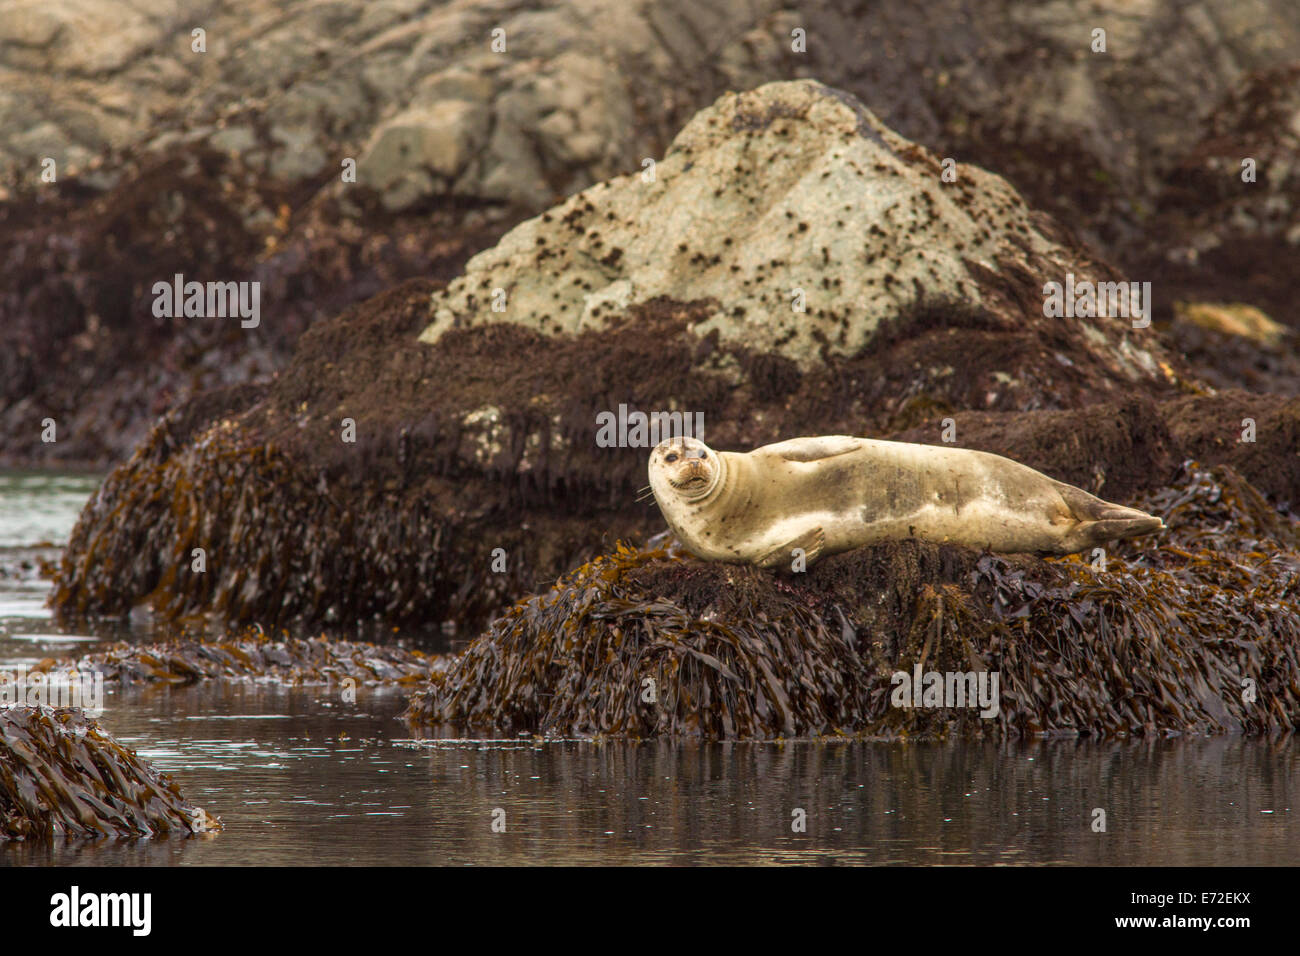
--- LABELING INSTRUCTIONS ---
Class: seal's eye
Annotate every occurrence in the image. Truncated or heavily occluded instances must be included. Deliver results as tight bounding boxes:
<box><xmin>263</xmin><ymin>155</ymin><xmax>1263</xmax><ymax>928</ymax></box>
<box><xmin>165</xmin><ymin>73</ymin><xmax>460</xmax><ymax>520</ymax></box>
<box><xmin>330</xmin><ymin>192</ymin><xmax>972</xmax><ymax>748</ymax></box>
<box><xmin>665</xmin><ymin>453</ymin><xmax>679</xmax><ymax>463</ymax></box>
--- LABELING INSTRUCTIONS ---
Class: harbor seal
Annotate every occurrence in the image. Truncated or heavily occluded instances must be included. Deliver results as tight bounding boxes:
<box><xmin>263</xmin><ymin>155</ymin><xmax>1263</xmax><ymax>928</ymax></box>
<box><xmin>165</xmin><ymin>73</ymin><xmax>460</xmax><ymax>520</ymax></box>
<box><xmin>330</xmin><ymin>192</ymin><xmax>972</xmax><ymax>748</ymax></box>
<box><xmin>648</xmin><ymin>435</ymin><xmax>1164</xmax><ymax>568</ymax></box>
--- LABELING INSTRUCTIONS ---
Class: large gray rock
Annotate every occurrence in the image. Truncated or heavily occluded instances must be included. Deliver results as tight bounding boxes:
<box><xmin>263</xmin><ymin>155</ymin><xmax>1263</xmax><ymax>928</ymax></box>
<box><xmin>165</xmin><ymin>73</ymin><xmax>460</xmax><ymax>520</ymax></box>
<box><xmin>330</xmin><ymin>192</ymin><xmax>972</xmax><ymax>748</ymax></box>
<box><xmin>421</xmin><ymin>80</ymin><xmax>1172</xmax><ymax>385</ymax></box>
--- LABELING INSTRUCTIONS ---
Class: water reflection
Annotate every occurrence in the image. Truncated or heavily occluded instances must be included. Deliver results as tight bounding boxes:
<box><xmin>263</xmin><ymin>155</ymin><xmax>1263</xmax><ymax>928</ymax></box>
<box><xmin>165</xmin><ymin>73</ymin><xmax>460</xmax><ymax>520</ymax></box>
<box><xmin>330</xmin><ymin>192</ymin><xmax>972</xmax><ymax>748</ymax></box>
<box><xmin>2</xmin><ymin>679</ymin><xmax>1294</xmax><ymax>866</ymax></box>
<box><xmin>0</xmin><ymin>471</ymin><xmax>102</xmax><ymax>549</ymax></box>
<box><xmin>0</xmin><ymin>471</ymin><xmax>103</xmax><ymax>629</ymax></box>
<box><xmin>1</xmin><ymin>470</ymin><xmax>1296</xmax><ymax>866</ymax></box>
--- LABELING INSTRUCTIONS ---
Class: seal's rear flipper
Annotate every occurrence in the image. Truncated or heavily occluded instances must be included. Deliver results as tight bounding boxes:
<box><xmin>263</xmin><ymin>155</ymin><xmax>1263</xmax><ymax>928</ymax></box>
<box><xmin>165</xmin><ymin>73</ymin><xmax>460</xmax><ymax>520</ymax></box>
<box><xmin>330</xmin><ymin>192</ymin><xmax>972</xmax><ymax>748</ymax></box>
<box><xmin>1064</xmin><ymin>513</ymin><xmax>1164</xmax><ymax>554</ymax></box>
<box><xmin>1056</xmin><ymin>484</ymin><xmax>1165</xmax><ymax>551</ymax></box>
<box><xmin>756</xmin><ymin>527</ymin><xmax>825</xmax><ymax>570</ymax></box>
<box><xmin>1083</xmin><ymin>515</ymin><xmax>1165</xmax><ymax>541</ymax></box>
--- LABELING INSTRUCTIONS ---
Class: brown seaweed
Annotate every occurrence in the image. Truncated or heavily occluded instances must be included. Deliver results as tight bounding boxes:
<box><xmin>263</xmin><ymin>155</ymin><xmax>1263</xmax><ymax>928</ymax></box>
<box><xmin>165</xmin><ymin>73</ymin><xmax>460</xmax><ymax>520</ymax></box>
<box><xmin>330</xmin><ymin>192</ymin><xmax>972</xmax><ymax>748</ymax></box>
<box><xmin>47</xmin><ymin>268</ymin><xmax>1300</xmax><ymax>642</ymax></box>
<box><xmin>1</xmin><ymin>706</ymin><xmax>218</xmax><ymax>841</ymax></box>
<box><xmin>27</xmin><ymin>627</ymin><xmax>444</xmax><ymax>688</ymax></box>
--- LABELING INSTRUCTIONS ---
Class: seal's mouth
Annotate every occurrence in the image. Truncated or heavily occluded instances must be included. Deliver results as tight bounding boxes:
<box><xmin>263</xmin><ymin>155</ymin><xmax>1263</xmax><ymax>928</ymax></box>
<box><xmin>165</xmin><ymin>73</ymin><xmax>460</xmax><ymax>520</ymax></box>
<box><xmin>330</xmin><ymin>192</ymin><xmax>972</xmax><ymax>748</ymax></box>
<box><xmin>668</xmin><ymin>459</ymin><xmax>710</xmax><ymax>490</ymax></box>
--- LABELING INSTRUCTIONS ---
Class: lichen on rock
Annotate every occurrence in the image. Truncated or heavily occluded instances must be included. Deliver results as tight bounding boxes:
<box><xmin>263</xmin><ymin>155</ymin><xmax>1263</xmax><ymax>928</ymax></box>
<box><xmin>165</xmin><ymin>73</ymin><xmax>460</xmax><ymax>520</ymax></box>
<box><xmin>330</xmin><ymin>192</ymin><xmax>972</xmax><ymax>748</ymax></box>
<box><xmin>420</xmin><ymin>80</ymin><xmax>1173</xmax><ymax>384</ymax></box>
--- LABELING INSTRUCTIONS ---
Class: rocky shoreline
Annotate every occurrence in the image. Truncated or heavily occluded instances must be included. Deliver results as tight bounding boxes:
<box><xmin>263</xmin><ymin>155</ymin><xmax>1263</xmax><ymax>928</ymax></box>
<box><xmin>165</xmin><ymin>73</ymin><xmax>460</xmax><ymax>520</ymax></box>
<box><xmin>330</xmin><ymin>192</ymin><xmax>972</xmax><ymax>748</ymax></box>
<box><xmin>2</xmin><ymin>6</ymin><xmax>1298</xmax><ymax>761</ymax></box>
<box><xmin>5</xmin><ymin>1</ymin><xmax>1300</xmax><ymax>469</ymax></box>
<box><xmin>35</xmin><ymin>81</ymin><xmax>1299</xmax><ymax>743</ymax></box>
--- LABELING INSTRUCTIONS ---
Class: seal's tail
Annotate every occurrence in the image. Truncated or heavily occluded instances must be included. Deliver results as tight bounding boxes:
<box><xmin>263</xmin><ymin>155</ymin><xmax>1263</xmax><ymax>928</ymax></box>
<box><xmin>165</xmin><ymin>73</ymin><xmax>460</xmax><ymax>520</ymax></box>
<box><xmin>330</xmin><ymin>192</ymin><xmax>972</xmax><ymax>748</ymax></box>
<box><xmin>1056</xmin><ymin>485</ymin><xmax>1165</xmax><ymax>552</ymax></box>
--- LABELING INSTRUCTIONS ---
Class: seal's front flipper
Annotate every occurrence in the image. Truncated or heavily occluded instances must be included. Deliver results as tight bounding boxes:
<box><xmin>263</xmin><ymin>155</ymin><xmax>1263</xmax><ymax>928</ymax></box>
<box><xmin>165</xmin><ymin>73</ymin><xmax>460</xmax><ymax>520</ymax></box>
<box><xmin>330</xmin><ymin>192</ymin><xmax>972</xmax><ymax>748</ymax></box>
<box><xmin>756</xmin><ymin>527</ymin><xmax>825</xmax><ymax>570</ymax></box>
<box><xmin>761</xmin><ymin>435</ymin><xmax>866</xmax><ymax>462</ymax></box>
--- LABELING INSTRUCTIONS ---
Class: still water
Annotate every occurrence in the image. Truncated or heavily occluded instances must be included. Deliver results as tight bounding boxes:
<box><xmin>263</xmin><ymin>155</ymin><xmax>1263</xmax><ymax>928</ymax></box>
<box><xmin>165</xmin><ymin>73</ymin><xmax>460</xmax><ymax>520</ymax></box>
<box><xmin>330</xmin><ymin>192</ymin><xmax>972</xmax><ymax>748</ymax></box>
<box><xmin>1</xmin><ymin>471</ymin><xmax>1295</xmax><ymax>866</ymax></box>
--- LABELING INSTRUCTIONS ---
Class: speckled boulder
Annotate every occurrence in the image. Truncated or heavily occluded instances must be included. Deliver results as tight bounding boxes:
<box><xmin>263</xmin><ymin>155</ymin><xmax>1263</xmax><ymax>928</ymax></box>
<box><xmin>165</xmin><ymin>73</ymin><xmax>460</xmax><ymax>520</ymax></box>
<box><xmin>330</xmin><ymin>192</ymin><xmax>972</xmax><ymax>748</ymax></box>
<box><xmin>422</xmin><ymin>80</ymin><xmax>1176</xmax><ymax>381</ymax></box>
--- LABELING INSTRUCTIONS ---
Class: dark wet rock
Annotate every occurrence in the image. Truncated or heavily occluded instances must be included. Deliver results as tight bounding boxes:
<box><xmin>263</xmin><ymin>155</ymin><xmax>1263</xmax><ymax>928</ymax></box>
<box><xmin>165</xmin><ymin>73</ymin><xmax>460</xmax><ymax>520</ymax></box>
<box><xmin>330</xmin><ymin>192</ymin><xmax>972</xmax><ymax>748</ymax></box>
<box><xmin>1101</xmin><ymin>62</ymin><xmax>1300</xmax><ymax>398</ymax></box>
<box><xmin>0</xmin><ymin>147</ymin><xmax>506</xmax><ymax>468</ymax></box>
<box><xmin>1133</xmin><ymin>65</ymin><xmax>1300</xmax><ymax>336</ymax></box>
<box><xmin>29</xmin><ymin>630</ymin><xmax>444</xmax><ymax>687</ymax></box>
<box><xmin>1</xmin><ymin>706</ymin><xmax>216</xmax><ymax>840</ymax></box>
<box><xmin>403</xmin><ymin>463</ymin><xmax>1300</xmax><ymax>739</ymax></box>
<box><xmin>1164</xmin><ymin>303</ymin><xmax>1300</xmax><ymax>396</ymax></box>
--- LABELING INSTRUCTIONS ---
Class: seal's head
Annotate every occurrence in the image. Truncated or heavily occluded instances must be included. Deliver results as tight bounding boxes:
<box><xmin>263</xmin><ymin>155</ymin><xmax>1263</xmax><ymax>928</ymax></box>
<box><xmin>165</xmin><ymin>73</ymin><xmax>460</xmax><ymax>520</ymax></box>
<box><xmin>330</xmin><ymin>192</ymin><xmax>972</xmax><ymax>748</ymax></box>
<box><xmin>648</xmin><ymin>436</ymin><xmax>722</xmax><ymax>502</ymax></box>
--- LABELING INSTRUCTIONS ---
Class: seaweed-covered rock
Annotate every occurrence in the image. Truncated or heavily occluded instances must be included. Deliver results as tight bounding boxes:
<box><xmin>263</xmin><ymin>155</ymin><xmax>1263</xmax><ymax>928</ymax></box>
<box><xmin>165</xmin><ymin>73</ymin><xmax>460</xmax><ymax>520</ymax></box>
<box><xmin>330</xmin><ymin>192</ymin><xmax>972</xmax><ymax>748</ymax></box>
<box><xmin>403</xmin><ymin>463</ymin><xmax>1300</xmax><ymax>739</ymax></box>
<box><xmin>28</xmin><ymin>630</ymin><xmax>443</xmax><ymax>688</ymax></box>
<box><xmin>57</xmin><ymin>81</ymin><xmax>1239</xmax><ymax>635</ymax></box>
<box><xmin>1137</xmin><ymin>65</ymin><xmax>1300</xmax><ymax>330</ymax></box>
<box><xmin>1</xmin><ymin>706</ymin><xmax>217</xmax><ymax>840</ymax></box>
<box><xmin>49</xmin><ymin>270</ymin><xmax>1300</xmax><ymax>636</ymax></box>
